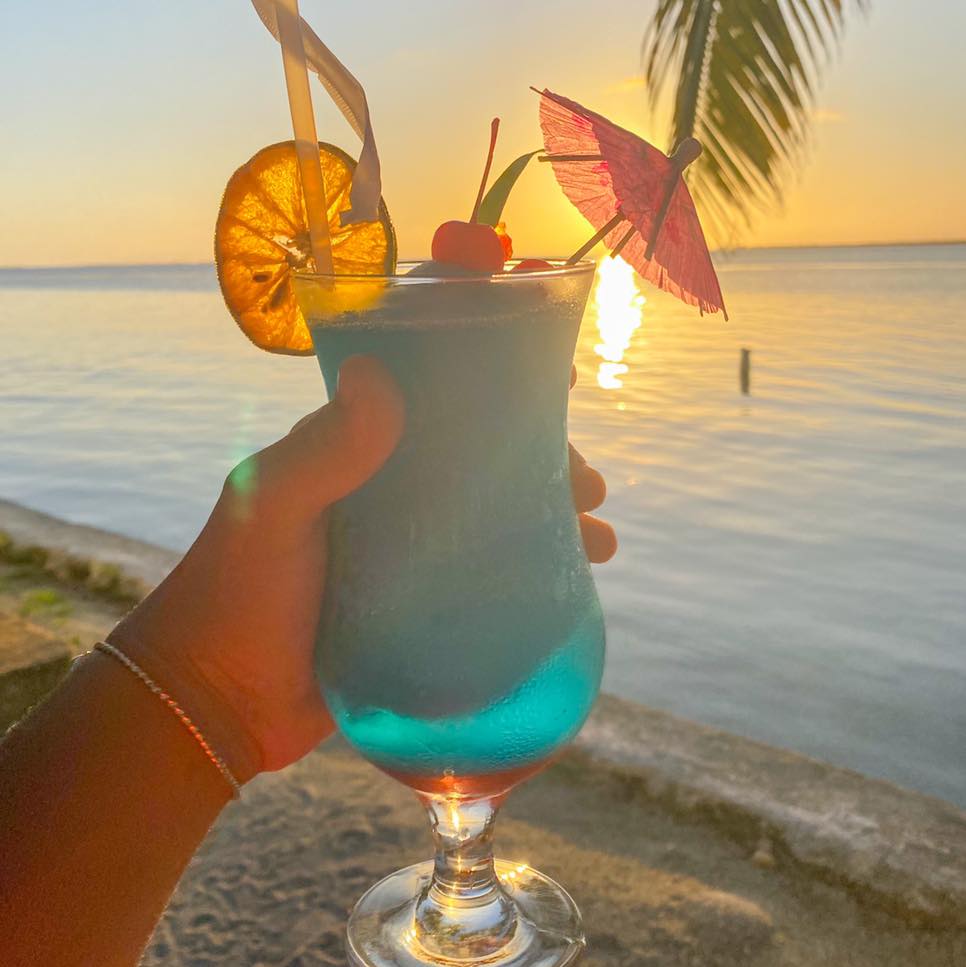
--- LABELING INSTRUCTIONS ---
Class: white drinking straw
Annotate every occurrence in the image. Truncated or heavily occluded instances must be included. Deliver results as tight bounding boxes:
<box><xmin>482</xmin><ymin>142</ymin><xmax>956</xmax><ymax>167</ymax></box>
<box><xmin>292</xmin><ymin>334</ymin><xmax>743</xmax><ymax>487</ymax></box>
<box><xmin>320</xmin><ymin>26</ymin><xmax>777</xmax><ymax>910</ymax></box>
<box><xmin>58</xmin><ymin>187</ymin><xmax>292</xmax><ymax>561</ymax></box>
<box><xmin>273</xmin><ymin>0</ymin><xmax>334</xmax><ymax>275</ymax></box>
<box><xmin>251</xmin><ymin>0</ymin><xmax>384</xmax><ymax>227</ymax></box>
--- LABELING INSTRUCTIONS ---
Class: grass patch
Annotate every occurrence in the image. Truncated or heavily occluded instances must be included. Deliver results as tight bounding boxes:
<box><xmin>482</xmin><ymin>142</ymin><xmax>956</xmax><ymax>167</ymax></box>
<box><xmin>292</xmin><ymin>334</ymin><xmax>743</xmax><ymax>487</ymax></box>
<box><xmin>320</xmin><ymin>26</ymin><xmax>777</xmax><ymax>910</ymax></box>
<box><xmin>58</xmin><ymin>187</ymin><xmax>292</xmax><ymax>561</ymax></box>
<box><xmin>5</xmin><ymin>543</ymin><xmax>48</xmax><ymax>567</ymax></box>
<box><xmin>18</xmin><ymin>588</ymin><xmax>73</xmax><ymax>619</ymax></box>
<box><xmin>2</xmin><ymin>564</ymin><xmax>42</xmax><ymax>583</ymax></box>
<box><xmin>0</xmin><ymin>531</ymin><xmax>143</xmax><ymax>605</ymax></box>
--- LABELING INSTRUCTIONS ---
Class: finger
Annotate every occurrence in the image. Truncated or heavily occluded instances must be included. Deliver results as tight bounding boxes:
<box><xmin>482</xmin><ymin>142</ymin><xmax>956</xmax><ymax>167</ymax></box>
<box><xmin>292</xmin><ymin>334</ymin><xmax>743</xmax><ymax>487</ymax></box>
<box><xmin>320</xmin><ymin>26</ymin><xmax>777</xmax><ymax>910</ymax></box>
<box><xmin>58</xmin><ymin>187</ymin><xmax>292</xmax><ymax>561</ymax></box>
<box><xmin>569</xmin><ymin>445</ymin><xmax>607</xmax><ymax>513</ymax></box>
<box><xmin>236</xmin><ymin>355</ymin><xmax>405</xmax><ymax>519</ymax></box>
<box><xmin>289</xmin><ymin>407</ymin><xmax>324</xmax><ymax>434</ymax></box>
<box><xmin>579</xmin><ymin>513</ymin><xmax>618</xmax><ymax>563</ymax></box>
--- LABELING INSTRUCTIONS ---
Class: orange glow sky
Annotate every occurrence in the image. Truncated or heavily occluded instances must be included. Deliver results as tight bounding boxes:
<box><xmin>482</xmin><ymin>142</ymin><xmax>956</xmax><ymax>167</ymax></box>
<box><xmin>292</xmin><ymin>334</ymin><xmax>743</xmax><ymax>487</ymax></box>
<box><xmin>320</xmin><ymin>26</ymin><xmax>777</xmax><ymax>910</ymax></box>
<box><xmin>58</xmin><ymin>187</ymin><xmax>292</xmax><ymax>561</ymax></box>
<box><xmin>2</xmin><ymin>0</ymin><xmax>964</xmax><ymax>266</ymax></box>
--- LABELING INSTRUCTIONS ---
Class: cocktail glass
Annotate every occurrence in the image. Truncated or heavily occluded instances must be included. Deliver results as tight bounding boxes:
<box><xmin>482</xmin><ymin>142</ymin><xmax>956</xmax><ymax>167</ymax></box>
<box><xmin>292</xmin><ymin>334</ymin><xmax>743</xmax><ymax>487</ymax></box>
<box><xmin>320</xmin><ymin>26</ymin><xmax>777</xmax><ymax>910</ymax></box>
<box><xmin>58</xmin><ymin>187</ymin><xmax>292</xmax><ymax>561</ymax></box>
<box><xmin>293</xmin><ymin>260</ymin><xmax>604</xmax><ymax>967</ymax></box>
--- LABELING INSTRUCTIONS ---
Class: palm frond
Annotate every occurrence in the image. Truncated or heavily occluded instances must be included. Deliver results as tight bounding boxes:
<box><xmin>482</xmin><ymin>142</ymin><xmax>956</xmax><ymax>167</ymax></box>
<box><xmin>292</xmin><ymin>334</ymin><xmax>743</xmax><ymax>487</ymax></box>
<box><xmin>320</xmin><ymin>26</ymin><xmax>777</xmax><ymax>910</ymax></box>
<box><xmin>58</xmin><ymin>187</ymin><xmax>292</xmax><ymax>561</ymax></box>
<box><xmin>642</xmin><ymin>0</ymin><xmax>866</xmax><ymax>244</ymax></box>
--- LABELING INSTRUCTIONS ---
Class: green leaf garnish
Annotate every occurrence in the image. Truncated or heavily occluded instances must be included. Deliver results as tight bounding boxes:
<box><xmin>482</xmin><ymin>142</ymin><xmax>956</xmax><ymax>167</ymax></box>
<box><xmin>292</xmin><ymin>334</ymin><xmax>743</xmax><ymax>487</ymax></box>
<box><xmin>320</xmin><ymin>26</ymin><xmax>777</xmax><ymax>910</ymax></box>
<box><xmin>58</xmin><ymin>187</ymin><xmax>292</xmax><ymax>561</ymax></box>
<box><xmin>477</xmin><ymin>150</ymin><xmax>539</xmax><ymax>227</ymax></box>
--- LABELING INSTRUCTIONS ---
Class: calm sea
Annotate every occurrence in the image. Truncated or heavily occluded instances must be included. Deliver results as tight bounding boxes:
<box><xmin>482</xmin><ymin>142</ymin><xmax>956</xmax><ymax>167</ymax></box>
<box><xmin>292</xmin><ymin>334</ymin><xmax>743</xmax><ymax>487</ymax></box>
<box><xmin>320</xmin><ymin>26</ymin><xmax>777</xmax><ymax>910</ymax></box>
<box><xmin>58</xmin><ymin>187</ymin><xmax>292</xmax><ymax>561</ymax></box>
<box><xmin>2</xmin><ymin>245</ymin><xmax>964</xmax><ymax>805</ymax></box>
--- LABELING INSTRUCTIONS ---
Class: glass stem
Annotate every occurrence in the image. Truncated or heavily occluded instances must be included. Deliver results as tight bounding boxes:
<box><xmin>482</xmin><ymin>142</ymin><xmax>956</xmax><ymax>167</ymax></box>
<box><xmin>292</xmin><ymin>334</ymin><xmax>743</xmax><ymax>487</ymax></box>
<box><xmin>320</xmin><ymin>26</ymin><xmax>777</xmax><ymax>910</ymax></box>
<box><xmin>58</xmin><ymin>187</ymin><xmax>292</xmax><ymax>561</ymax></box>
<box><xmin>413</xmin><ymin>794</ymin><xmax>517</xmax><ymax>960</ymax></box>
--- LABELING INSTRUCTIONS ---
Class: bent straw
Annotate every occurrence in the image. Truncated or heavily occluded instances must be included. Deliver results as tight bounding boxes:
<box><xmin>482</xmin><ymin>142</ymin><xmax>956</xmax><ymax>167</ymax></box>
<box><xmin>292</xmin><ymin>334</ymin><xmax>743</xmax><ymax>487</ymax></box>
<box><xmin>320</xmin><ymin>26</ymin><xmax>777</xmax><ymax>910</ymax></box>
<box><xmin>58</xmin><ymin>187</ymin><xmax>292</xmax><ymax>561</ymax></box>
<box><xmin>274</xmin><ymin>0</ymin><xmax>334</xmax><ymax>275</ymax></box>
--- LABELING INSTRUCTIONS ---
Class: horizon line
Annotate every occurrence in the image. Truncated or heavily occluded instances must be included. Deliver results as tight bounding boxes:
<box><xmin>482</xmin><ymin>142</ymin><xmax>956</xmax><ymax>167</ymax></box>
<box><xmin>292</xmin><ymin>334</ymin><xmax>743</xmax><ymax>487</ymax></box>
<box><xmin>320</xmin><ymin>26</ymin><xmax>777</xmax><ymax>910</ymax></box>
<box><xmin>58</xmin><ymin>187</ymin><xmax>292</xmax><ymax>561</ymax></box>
<box><xmin>1</xmin><ymin>237</ymin><xmax>963</xmax><ymax>272</ymax></box>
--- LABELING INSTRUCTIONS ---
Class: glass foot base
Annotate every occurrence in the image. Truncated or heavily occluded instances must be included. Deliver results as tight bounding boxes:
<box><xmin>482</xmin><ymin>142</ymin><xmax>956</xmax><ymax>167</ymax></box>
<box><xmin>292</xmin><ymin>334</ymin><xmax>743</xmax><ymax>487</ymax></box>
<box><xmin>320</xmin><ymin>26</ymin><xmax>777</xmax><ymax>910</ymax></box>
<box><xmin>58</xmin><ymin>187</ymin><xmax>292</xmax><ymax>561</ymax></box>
<box><xmin>346</xmin><ymin>859</ymin><xmax>585</xmax><ymax>966</ymax></box>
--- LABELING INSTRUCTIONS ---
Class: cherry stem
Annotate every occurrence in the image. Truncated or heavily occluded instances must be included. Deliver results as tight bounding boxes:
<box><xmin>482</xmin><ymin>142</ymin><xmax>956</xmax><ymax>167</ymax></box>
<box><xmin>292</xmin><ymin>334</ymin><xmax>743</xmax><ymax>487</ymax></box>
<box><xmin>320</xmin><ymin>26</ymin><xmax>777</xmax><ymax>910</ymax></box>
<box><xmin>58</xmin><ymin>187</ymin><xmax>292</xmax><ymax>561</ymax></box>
<box><xmin>470</xmin><ymin>117</ymin><xmax>500</xmax><ymax>224</ymax></box>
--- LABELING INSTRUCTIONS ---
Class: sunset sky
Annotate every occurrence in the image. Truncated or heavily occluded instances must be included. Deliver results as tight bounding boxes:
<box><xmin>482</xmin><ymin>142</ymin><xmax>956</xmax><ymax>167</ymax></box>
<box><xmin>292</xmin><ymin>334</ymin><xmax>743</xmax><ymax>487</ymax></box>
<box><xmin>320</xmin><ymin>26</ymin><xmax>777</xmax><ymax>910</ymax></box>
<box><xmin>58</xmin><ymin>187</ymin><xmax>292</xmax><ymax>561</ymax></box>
<box><xmin>2</xmin><ymin>0</ymin><xmax>964</xmax><ymax>266</ymax></box>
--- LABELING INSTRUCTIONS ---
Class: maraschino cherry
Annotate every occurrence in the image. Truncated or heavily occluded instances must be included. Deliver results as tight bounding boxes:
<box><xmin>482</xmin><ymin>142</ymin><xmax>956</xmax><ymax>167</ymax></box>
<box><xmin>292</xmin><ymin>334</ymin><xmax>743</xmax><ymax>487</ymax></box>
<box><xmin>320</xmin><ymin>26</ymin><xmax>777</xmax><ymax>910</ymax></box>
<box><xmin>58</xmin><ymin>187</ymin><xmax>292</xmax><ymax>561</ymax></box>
<box><xmin>510</xmin><ymin>258</ymin><xmax>554</xmax><ymax>273</ymax></box>
<box><xmin>431</xmin><ymin>119</ymin><xmax>507</xmax><ymax>274</ymax></box>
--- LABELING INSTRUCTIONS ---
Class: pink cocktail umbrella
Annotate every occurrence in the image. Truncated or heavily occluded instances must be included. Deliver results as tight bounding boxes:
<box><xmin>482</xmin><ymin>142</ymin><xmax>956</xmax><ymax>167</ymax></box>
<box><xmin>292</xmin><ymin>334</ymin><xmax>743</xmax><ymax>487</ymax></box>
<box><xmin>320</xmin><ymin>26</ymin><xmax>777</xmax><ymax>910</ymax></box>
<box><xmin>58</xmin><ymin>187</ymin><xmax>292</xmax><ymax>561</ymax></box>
<box><xmin>536</xmin><ymin>88</ymin><xmax>727</xmax><ymax>319</ymax></box>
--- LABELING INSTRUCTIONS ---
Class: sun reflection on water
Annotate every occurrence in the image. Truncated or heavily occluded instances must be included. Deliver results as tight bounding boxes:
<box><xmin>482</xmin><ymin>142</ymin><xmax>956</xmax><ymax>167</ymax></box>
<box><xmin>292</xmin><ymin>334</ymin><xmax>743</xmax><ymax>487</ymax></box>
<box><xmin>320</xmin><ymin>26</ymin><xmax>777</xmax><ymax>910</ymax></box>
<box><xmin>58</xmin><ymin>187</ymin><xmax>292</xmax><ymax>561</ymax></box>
<box><xmin>593</xmin><ymin>256</ymin><xmax>645</xmax><ymax>390</ymax></box>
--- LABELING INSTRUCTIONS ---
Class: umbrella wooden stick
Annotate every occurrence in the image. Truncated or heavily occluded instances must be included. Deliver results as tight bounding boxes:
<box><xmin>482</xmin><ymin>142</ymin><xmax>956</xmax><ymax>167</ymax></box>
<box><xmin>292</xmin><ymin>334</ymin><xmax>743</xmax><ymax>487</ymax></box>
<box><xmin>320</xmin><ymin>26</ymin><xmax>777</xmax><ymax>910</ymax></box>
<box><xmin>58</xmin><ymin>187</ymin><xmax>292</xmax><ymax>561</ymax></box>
<box><xmin>538</xmin><ymin>154</ymin><xmax>605</xmax><ymax>162</ymax></box>
<box><xmin>644</xmin><ymin>137</ymin><xmax>702</xmax><ymax>261</ymax></box>
<box><xmin>610</xmin><ymin>223</ymin><xmax>638</xmax><ymax>259</ymax></box>
<box><xmin>566</xmin><ymin>210</ymin><xmax>625</xmax><ymax>265</ymax></box>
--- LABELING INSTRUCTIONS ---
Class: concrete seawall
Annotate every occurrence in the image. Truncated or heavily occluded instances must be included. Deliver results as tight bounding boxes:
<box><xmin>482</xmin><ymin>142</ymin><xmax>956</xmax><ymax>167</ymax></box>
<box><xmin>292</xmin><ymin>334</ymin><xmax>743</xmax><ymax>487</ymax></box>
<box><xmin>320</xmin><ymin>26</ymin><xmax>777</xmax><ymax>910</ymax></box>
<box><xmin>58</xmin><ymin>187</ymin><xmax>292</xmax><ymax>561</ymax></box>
<box><xmin>0</xmin><ymin>498</ymin><xmax>180</xmax><ymax>592</ymax></box>
<box><xmin>2</xmin><ymin>497</ymin><xmax>964</xmax><ymax>931</ymax></box>
<box><xmin>576</xmin><ymin>696</ymin><xmax>966</xmax><ymax>928</ymax></box>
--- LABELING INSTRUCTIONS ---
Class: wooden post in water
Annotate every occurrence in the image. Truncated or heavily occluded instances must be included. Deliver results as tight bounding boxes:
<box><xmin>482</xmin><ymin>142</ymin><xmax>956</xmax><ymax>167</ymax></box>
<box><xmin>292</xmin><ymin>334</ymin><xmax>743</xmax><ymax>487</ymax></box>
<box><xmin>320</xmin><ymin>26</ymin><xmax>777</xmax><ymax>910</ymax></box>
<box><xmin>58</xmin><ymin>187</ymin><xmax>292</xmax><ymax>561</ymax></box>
<box><xmin>740</xmin><ymin>348</ymin><xmax>751</xmax><ymax>395</ymax></box>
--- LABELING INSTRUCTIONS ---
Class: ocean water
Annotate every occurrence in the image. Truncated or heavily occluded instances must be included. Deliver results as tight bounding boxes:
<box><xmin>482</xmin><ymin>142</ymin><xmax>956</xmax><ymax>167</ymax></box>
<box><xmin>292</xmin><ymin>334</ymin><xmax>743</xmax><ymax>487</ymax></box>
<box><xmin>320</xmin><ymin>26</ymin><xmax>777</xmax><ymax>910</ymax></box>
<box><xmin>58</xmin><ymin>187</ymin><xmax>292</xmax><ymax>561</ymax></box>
<box><xmin>1</xmin><ymin>245</ymin><xmax>964</xmax><ymax>805</ymax></box>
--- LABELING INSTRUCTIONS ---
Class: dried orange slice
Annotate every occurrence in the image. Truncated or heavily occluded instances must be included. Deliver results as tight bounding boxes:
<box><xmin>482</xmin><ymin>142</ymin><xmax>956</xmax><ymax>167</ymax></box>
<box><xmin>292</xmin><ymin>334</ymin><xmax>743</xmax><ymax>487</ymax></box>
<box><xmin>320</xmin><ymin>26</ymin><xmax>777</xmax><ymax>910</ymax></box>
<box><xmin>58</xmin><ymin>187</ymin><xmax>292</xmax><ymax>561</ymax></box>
<box><xmin>215</xmin><ymin>141</ymin><xmax>396</xmax><ymax>355</ymax></box>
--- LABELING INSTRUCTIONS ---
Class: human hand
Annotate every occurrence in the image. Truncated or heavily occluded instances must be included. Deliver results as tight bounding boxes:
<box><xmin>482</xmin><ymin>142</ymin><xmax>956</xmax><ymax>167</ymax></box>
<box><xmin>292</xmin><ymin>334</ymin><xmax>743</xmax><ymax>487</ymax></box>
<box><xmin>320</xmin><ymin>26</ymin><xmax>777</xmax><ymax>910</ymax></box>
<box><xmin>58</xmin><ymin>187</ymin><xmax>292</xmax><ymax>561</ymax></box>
<box><xmin>108</xmin><ymin>357</ymin><xmax>615</xmax><ymax>785</ymax></box>
<box><xmin>569</xmin><ymin>364</ymin><xmax>617</xmax><ymax>565</ymax></box>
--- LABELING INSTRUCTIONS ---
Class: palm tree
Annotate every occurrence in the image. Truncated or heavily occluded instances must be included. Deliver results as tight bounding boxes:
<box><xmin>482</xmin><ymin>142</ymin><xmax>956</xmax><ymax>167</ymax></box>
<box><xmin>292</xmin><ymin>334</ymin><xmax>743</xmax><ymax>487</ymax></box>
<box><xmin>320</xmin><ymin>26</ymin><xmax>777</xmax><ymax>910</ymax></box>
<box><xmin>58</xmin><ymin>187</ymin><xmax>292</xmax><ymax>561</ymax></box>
<box><xmin>642</xmin><ymin>0</ymin><xmax>867</xmax><ymax>245</ymax></box>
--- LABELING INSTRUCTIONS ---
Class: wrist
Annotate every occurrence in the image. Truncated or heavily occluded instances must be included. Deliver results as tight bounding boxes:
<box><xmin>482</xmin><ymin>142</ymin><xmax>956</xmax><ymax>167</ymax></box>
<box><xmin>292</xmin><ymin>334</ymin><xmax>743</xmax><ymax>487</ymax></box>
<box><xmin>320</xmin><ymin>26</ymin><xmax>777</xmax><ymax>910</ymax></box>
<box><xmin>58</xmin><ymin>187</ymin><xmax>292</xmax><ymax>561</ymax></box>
<box><xmin>104</xmin><ymin>630</ymin><xmax>264</xmax><ymax>787</ymax></box>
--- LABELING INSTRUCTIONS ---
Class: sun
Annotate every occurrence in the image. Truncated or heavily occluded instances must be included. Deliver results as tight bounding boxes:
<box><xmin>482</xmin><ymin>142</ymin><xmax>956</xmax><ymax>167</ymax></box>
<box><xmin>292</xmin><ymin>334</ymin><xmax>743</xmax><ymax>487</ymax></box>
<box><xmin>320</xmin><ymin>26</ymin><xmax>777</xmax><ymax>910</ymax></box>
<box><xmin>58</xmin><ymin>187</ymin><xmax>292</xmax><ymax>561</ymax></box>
<box><xmin>592</xmin><ymin>255</ymin><xmax>645</xmax><ymax>389</ymax></box>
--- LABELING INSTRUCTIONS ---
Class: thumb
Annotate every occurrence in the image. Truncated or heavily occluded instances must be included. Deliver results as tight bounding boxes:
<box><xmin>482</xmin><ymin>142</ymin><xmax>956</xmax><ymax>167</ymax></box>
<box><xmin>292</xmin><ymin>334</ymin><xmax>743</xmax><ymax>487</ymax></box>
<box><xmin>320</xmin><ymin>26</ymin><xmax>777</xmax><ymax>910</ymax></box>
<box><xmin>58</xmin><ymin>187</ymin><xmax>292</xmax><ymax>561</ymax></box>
<box><xmin>254</xmin><ymin>355</ymin><xmax>405</xmax><ymax>518</ymax></box>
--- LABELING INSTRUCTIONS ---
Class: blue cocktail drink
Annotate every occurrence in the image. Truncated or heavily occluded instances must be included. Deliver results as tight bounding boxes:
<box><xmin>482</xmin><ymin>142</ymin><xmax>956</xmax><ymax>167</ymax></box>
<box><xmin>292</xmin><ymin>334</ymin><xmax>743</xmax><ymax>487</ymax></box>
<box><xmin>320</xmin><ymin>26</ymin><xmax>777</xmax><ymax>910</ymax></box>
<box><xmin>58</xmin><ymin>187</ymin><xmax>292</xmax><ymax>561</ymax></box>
<box><xmin>295</xmin><ymin>261</ymin><xmax>602</xmax><ymax>967</ymax></box>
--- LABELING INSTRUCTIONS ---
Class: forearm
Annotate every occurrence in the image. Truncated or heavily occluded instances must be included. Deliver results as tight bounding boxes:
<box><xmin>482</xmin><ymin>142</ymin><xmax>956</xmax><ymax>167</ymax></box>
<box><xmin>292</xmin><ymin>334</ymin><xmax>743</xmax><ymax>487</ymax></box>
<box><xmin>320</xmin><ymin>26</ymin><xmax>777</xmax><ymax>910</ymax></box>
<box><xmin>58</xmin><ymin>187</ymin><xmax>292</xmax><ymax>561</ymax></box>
<box><xmin>0</xmin><ymin>651</ymin><xmax>232</xmax><ymax>967</ymax></box>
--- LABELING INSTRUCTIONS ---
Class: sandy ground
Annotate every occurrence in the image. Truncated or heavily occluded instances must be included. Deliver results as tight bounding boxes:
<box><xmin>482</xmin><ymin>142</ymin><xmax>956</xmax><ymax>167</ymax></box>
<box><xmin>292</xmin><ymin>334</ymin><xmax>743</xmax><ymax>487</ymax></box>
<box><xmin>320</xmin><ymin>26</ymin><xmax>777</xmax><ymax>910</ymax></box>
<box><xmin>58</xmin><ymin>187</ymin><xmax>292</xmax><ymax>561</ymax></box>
<box><xmin>2</xmin><ymin>560</ymin><xmax>965</xmax><ymax>966</ymax></box>
<box><xmin>139</xmin><ymin>742</ymin><xmax>966</xmax><ymax>967</ymax></box>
